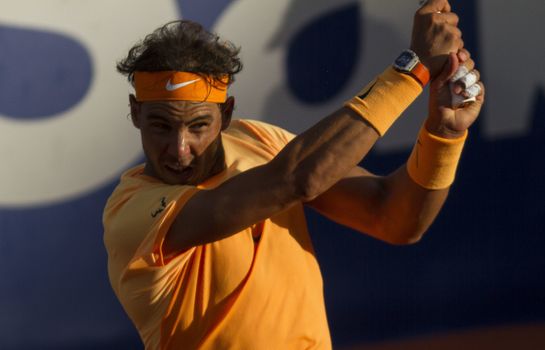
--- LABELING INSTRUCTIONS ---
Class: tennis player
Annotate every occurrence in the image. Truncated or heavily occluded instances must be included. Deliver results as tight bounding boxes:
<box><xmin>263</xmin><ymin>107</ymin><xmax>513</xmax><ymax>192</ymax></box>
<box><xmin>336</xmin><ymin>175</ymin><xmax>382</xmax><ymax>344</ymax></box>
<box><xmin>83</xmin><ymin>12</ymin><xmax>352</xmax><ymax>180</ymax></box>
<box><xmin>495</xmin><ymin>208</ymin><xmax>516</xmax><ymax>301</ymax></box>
<box><xmin>103</xmin><ymin>0</ymin><xmax>484</xmax><ymax>348</ymax></box>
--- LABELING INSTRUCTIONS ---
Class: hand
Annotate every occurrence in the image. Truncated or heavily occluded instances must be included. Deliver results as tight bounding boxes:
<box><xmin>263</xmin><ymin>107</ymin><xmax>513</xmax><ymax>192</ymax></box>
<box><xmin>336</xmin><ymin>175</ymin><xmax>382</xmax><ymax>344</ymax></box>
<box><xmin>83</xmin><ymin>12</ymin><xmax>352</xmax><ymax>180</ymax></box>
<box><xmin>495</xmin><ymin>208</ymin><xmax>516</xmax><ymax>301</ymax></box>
<box><xmin>425</xmin><ymin>50</ymin><xmax>485</xmax><ymax>139</ymax></box>
<box><xmin>410</xmin><ymin>0</ymin><xmax>463</xmax><ymax>79</ymax></box>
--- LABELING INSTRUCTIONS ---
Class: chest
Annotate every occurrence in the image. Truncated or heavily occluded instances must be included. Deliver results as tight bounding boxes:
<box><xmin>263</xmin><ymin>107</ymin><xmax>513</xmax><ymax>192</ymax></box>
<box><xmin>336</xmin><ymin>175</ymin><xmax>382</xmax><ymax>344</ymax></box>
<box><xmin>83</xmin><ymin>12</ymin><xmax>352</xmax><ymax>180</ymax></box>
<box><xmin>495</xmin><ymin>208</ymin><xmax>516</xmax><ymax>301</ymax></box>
<box><xmin>202</xmin><ymin>206</ymin><xmax>316</xmax><ymax>304</ymax></box>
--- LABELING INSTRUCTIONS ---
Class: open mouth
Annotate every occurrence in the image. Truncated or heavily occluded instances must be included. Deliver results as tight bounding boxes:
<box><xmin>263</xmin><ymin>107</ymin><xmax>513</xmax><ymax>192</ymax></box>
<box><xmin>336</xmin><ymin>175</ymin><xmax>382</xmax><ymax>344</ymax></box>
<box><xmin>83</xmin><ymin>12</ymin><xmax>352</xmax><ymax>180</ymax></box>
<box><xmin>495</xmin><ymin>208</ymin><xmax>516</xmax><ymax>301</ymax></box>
<box><xmin>164</xmin><ymin>164</ymin><xmax>194</xmax><ymax>182</ymax></box>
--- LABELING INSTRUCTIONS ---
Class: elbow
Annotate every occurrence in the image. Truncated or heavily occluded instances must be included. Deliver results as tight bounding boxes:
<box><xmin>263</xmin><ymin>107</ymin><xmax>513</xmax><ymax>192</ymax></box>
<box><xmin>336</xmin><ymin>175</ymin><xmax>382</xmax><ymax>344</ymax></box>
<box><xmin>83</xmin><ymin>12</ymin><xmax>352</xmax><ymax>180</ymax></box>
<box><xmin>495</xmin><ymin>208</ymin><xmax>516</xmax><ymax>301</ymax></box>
<box><xmin>375</xmin><ymin>215</ymin><xmax>429</xmax><ymax>245</ymax></box>
<box><xmin>373</xmin><ymin>193</ymin><xmax>433</xmax><ymax>245</ymax></box>
<box><xmin>293</xmin><ymin>177</ymin><xmax>320</xmax><ymax>203</ymax></box>
<box><xmin>292</xmin><ymin>169</ymin><xmax>326</xmax><ymax>203</ymax></box>
<box><xmin>384</xmin><ymin>230</ymin><xmax>425</xmax><ymax>245</ymax></box>
<box><xmin>269</xmin><ymin>154</ymin><xmax>322</xmax><ymax>203</ymax></box>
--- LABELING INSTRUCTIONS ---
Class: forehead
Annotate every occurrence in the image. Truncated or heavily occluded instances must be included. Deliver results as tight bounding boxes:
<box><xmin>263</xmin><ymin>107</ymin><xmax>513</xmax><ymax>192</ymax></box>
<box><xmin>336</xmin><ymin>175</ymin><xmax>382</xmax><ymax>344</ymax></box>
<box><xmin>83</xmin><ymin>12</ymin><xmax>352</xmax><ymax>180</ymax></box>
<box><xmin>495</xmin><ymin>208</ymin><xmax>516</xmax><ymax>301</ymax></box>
<box><xmin>140</xmin><ymin>100</ymin><xmax>221</xmax><ymax>121</ymax></box>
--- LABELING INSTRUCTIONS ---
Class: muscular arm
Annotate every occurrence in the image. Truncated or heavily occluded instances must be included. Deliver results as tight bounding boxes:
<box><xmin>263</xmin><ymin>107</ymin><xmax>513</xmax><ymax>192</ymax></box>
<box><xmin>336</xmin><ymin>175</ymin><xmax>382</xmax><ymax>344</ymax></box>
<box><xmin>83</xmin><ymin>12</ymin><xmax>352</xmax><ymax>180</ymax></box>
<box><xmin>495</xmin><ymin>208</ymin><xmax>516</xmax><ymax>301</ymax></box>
<box><xmin>163</xmin><ymin>0</ymin><xmax>466</xmax><ymax>255</ymax></box>
<box><xmin>308</xmin><ymin>49</ymin><xmax>485</xmax><ymax>245</ymax></box>
<box><xmin>307</xmin><ymin>165</ymin><xmax>449</xmax><ymax>245</ymax></box>
<box><xmin>164</xmin><ymin>109</ymin><xmax>380</xmax><ymax>254</ymax></box>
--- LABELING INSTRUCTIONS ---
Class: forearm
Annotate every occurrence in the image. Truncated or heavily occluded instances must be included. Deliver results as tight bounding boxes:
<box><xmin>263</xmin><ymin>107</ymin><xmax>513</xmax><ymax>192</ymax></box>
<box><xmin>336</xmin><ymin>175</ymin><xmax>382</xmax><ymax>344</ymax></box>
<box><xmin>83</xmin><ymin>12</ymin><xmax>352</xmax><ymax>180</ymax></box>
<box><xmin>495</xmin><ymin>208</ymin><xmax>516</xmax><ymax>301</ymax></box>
<box><xmin>166</xmin><ymin>68</ymin><xmax>422</xmax><ymax>253</ymax></box>
<box><xmin>272</xmin><ymin>108</ymin><xmax>379</xmax><ymax>202</ymax></box>
<box><xmin>309</xmin><ymin>166</ymin><xmax>450</xmax><ymax>245</ymax></box>
<box><xmin>166</xmin><ymin>113</ymin><xmax>378</xmax><ymax>253</ymax></box>
<box><xmin>275</xmin><ymin>67</ymin><xmax>422</xmax><ymax>201</ymax></box>
<box><xmin>307</xmin><ymin>121</ymin><xmax>468</xmax><ymax>244</ymax></box>
<box><xmin>306</xmin><ymin>164</ymin><xmax>448</xmax><ymax>245</ymax></box>
<box><xmin>166</xmin><ymin>108</ymin><xmax>379</xmax><ymax>252</ymax></box>
<box><xmin>377</xmin><ymin>122</ymin><xmax>469</xmax><ymax>243</ymax></box>
<box><xmin>379</xmin><ymin>166</ymin><xmax>449</xmax><ymax>244</ymax></box>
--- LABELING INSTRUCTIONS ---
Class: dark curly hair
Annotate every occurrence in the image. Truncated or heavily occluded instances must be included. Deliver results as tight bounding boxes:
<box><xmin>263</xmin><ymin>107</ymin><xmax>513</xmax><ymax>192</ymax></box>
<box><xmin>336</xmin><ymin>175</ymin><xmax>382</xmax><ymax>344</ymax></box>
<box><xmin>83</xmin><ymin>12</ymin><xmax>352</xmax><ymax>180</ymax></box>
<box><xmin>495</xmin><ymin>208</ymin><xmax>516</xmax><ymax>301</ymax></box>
<box><xmin>117</xmin><ymin>20</ymin><xmax>243</xmax><ymax>87</ymax></box>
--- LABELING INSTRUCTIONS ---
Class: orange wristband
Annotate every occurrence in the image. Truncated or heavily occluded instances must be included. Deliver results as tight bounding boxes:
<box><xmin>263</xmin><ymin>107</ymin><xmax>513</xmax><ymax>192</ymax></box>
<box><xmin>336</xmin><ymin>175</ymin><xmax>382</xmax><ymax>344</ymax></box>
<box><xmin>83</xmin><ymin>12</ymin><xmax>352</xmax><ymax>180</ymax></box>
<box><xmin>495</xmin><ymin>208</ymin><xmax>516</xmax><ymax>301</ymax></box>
<box><xmin>407</xmin><ymin>127</ymin><xmax>468</xmax><ymax>190</ymax></box>
<box><xmin>344</xmin><ymin>67</ymin><xmax>422</xmax><ymax>136</ymax></box>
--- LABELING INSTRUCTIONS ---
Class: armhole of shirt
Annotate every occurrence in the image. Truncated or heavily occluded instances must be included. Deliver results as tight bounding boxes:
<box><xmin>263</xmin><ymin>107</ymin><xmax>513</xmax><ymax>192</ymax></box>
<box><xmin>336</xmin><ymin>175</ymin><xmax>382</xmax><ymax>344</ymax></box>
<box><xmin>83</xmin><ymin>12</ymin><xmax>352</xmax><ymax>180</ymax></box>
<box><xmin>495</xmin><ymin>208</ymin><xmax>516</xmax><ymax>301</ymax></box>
<box><xmin>146</xmin><ymin>186</ymin><xmax>201</xmax><ymax>267</ymax></box>
<box><xmin>233</xmin><ymin>119</ymin><xmax>296</xmax><ymax>154</ymax></box>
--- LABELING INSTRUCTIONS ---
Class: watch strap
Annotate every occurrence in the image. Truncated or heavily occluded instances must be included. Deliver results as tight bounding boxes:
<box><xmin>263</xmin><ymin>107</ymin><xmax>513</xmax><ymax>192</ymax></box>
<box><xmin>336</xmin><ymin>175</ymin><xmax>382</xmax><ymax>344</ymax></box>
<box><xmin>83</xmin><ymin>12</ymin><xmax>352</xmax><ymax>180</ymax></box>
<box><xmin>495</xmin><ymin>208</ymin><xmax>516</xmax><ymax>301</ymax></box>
<box><xmin>408</xmin><ymin>61</ymin><xmax>430</xmax><ymax>87</ymax></box>
<box><xmin>393</xmin><ymin>50</ymin><xmax>430</xmax><ymax>87</ymax></box>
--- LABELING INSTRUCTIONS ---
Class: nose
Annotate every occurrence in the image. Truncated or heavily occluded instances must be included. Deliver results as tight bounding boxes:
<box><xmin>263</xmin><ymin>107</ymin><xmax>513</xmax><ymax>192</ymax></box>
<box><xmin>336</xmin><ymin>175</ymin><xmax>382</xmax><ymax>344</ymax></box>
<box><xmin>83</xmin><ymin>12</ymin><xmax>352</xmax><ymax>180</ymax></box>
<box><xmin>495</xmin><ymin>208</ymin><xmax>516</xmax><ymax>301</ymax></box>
<box><xmin>169</xmin><ymin>130</ymin><xmax>192</xmax><ymax>165</ymax></box>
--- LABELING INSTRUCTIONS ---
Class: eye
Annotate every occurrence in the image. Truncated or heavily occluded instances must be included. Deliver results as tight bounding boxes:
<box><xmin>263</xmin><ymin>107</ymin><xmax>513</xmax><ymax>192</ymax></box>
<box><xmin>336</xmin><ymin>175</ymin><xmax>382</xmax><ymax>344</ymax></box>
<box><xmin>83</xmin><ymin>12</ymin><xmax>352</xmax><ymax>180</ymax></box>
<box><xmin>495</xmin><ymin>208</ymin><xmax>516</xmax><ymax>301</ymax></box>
<box><xmin>150</xmin><ymin>122</ymin><xmax>171</xmax><ymax>132</ymax></box>
<box><xmin>189</xmin><ymin>122</ymin><xmax>209</xmax><ymax>131</ymax></box>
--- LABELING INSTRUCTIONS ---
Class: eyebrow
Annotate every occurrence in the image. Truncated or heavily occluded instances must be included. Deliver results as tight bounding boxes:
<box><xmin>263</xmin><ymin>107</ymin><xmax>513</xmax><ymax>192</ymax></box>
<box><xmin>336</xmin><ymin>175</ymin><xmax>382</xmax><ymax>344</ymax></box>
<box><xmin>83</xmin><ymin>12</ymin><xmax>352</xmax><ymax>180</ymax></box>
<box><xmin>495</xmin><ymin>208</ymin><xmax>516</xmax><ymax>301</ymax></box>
<box><xmin>187</xmin><ymin>115</ymin><xmax>213</xmax><ymax>124</ymax></box>
<box><xmin>146</xmin><ymin>114</ymin><xmax>213</xmax><ymax>124</ymax></box>
<box><xmin>147</xmin><ymin>115</ymin><xmax>170</xmax><ymax>122</ymax></box>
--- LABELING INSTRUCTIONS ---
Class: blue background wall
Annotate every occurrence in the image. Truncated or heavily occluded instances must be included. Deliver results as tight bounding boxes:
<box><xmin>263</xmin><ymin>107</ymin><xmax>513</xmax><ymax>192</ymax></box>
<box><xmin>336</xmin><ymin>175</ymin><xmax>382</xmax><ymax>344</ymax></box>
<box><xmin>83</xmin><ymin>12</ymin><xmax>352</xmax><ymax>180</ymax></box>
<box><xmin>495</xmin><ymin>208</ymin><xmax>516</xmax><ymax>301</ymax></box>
<box><xmin>1</xmin><ymin>0</ymin><xmax>543</xmax><ymax>348</ymax></box>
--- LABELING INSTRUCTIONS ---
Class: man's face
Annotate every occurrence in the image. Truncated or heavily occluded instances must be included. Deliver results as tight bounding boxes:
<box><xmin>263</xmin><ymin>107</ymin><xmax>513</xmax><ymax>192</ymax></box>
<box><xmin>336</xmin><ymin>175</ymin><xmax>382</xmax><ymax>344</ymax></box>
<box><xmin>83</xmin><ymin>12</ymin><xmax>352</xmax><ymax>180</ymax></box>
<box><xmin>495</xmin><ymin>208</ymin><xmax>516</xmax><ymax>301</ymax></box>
<box><xmin>130</xmin><ymin>97</ymin><xmax>232</xmax><ymax>185</ymax></box>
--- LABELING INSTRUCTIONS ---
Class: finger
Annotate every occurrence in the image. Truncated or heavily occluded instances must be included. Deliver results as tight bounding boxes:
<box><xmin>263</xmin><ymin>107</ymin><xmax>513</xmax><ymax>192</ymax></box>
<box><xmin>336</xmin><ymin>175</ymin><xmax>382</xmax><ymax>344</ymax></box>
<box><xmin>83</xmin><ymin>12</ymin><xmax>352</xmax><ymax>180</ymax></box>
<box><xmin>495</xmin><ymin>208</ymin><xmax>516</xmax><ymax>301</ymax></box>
<box><xmin>450</xmin><ymin>26</ymin><xmax>464</xmax><ymax>50</ymax></box>
<box><xmin>431</xmin><ymin>16</ymin><xmax>463</xmax><ymax>51</ymax></box>
<box><xmin>462</xmin><ymin>83</ymin><xmax>482</xmax><ymax>98</ymax></box>
<box><xmin>451</xmin><ymin>65</ymin><xmax>469</xmax><ymax>83</ymax></box>
<box><xmin>474</xmin><ymin>82</ymin><xmax>485</xmax><ymax>102</ymax></box>
<box><xmin>446</xmin><ymin>59</ymin><xmax>481</xmax><ymax>107</ymax></box>
<box><xmin>426</xmin><ymin>12</ymin><xmax>459</xmax><ymax>28</ymax></box>
<box><xmin>450</xmin><ymin>59</ymin><xmax>475</xmax><ymax>93</ymax></box>
<box><xmin>451</xmin><ymin>67</ymin><xmax>479</xmax><ymax>85</ymax></box>
<box><xmin>462</xmin><ymin>57</ymin><xmax>475</xmax><ymax>72</ymax></box>
<box><xmin>457</xmin><ymin>48</ymin><xmax>470</xmax><ymax>62</ymax></box>
<box><xmin>462</xmin><ymin>83</ymin><xmax>485</xmax><ymax>115</ymax></box>
<box><xmin>455</xmin><ymin>82</ymin><xmax>485</xmax><ymax>110</ymax></box>
<box><xmin>457</xmin><ymin>69</ymin><xmax>480</xmax><ymax>89</ymax></box>
<box><xmin>435</xmin><ymin>12</ymin><xmax>459</xmax><ymax>26</ymax></box>
<box><xmin>437</xmin><ymin>21</ymin><xmax>462</xmax><ymax>44</ymax></box>
<box><xmin>434</xmin><ymin>52</ymin><xmax>459</xmax><ymax>87</ymax></box>
<box><xmin>419</xmin><ymin>0</ymin><xmax>451</xmax><ymax>13</ymax></box>
<box><xmin>458</xmin><ymin>37</ymin><xmax>465</xmax><ymax>51</ymax></box>
<box><xmin>451</xmin><ymin>91</ymin><xmax>475</xmax><ymax>108</ymax></box>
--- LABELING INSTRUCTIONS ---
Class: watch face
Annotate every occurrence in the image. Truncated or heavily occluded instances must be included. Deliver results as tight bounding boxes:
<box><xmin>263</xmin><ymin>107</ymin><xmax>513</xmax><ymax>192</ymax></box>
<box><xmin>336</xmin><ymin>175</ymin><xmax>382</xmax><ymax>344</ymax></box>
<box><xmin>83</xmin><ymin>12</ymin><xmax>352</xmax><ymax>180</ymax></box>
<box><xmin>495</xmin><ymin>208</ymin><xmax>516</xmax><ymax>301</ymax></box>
<box><xmin>396</xmin><ymin>52</ymin><xmax>413</xmax><ymax>65</ymax></box>
<box><xmin>394</xmin><ymin>51</ymin><xmax>418</xmax><ymax>71</ymax></box>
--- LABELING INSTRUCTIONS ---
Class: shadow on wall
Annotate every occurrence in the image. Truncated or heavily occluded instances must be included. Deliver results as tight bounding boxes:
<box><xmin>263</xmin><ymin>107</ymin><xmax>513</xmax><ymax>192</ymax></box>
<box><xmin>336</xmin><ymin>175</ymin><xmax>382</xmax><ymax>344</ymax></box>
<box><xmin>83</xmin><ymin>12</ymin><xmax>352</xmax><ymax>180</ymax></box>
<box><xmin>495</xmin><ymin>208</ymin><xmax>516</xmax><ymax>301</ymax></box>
<box><xmin>261</xmin><ymin>1</ymin><xmax>414</xmax><ymax>135</ymax></box>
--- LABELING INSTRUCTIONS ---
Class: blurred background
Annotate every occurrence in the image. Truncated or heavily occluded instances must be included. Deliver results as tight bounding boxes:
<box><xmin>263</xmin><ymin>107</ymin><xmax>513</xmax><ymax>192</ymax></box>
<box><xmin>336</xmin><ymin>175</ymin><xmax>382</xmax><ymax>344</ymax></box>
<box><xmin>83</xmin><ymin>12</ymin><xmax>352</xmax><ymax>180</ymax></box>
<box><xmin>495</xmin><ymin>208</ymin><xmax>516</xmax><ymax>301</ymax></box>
<box><xmin>0</xmin><ymin>0</ymin><xmax>543</xmax><ymax>349</ymax></box>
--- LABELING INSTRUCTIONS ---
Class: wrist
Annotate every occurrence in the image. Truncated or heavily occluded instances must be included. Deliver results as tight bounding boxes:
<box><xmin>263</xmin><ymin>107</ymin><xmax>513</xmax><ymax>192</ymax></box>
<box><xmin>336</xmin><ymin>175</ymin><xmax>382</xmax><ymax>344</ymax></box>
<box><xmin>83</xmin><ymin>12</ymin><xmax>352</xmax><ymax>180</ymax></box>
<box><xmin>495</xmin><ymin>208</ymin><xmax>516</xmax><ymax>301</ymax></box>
<box><xmin>410</xmin><ymin>47</ymin><xmax>431</xmax><ymax>75</ymax></box>
<box><xmin>344</xmin><ymin>66</ymin><xmax>422</xmax><ymax>136</ymax></box>
<box><xmin>407</xmin><ymin>126</ymin><xmax>468</xmax><ymax>190</ymax></box>
<box><xmin>393</xmin><ymin>49</ymin><xmax>430</xmax><ymax>87</ymax></box>
<box><xmin>410</xmin><ymin>49</ymin><xmax>447</xmax><ymax>80</ymax></box>
<box><xmin>424</xmin><ymin>118</ymin><xmax>467</xmax><ymax>139</ymax></box>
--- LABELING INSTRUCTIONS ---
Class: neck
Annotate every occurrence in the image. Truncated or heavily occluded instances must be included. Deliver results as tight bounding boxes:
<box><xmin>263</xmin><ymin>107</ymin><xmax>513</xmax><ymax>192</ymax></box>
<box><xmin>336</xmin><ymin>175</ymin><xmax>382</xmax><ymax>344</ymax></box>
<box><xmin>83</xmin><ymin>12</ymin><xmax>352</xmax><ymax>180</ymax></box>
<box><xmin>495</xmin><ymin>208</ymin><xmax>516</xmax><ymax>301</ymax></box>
<box><xmin>208</xmin><ymin>137</ymin><xmax>227</xmax><ymax>178</ymax></box>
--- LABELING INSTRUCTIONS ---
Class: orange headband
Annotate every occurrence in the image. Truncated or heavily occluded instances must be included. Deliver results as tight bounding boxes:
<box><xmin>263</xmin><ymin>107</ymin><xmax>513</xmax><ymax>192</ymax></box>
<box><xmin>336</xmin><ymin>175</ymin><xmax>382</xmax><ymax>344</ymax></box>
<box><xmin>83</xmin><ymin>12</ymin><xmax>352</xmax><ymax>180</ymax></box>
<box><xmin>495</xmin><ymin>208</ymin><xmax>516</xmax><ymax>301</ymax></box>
<box><xmin>133</xmin><ymin>71</ymin><xmax>228</xmax><ymax>102</ymax></box>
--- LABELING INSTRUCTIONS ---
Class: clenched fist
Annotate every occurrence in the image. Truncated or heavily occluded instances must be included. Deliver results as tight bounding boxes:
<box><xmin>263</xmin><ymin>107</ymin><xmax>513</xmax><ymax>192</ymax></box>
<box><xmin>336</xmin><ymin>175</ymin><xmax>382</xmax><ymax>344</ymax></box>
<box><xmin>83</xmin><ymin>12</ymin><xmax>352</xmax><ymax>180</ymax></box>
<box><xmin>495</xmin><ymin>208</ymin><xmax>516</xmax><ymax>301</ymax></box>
<box><xmin>426</xmin><ymin>50</ymin><xmax>485</xmax><ymax>139</ymax></box>
<box><xmin>411</xmin><ymin>0</ymin><xmax>463</xmax><ymax>78</ymax></box>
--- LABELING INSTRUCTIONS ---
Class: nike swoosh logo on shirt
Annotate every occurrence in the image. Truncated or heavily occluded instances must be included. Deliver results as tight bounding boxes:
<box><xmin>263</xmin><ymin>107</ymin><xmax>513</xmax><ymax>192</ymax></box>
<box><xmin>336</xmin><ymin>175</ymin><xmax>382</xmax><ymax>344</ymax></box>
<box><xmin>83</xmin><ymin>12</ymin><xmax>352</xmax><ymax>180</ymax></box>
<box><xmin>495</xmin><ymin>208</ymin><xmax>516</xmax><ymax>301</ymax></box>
<box><xmin>165</xmin><ymin>78</ymin><xmax>201</xmax><ymax>91</ymax></box>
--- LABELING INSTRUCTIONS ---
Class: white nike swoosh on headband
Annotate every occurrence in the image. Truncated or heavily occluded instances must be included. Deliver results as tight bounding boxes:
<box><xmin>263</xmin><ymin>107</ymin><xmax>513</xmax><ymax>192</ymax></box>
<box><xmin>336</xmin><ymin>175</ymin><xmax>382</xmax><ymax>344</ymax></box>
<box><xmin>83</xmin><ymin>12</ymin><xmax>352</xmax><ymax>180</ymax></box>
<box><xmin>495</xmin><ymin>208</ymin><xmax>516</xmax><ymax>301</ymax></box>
<box><xmin>165</xmin><ymin>78</ymin><xmax>201</xmax><ymax>91</ymax></box>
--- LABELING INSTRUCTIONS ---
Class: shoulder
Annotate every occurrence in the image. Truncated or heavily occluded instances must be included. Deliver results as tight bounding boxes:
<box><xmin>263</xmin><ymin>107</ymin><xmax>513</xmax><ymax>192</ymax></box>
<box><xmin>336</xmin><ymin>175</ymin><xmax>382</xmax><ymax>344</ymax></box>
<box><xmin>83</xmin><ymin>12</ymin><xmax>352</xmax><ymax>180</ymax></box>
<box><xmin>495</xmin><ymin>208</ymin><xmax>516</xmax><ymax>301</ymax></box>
<box><xmin>103</xmin><ymin>165</ymin><xmax>198</xmax><ymax>267</ymax></box>
<box><xmin>103</xmin><ymin>165</ymin><xmax>196</xmax><ymax>237</ymax></box>
<box><xmin>225</xmin><ymin>119</ymin><xmax>296</xmax><ymax>152</ymax></box>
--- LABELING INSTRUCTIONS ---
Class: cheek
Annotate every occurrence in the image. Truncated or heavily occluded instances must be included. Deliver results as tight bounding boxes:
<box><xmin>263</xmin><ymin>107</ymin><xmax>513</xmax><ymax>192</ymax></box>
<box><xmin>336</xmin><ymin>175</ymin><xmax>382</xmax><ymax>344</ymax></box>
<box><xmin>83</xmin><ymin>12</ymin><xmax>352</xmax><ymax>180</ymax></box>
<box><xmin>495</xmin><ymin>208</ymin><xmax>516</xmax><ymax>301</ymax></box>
<box><xmin>194</xmin><ymin>128</ymin><xmax>222</xmax><ymax>156</ymax></box>
<box><xmin>203</xmin><ymin>138</ymin><xmax>219</xmax><ymax>157</ymax></box>
<box><xmin>141</xmin><ymin>131</ymin><xmax>167</xmax><ymax>156</ymax></box>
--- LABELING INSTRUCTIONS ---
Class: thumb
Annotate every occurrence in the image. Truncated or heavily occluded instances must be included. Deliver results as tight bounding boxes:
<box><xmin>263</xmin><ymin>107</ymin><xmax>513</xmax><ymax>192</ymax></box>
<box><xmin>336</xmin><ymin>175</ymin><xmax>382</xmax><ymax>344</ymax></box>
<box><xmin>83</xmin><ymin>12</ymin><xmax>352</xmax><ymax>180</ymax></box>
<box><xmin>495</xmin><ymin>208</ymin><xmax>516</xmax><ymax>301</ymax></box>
<box><xmin>433</xmin><ymin>52</ymin><xmax>458</xmax><ymax>88</ymax></box>
<box><xmin>419</xmin><ymin>0</ymin><xmax>451</xmax><ymax>13</ymax></box>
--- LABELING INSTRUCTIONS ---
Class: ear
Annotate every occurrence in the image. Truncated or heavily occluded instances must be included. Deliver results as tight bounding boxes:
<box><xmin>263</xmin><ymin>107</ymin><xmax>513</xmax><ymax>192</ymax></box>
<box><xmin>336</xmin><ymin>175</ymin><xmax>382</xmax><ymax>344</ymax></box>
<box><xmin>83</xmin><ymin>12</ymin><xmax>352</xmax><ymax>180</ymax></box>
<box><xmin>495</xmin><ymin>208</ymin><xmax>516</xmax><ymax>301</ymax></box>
<box><xmin>220</xmin><ymin>96</ymin><xmax>235</xmax><ymax>131</ymax></box>
<box><xmin>129</xmin><ymin>94</ymin><xmax>141</xmax><ymax>129</ymax></box>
